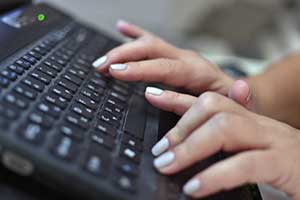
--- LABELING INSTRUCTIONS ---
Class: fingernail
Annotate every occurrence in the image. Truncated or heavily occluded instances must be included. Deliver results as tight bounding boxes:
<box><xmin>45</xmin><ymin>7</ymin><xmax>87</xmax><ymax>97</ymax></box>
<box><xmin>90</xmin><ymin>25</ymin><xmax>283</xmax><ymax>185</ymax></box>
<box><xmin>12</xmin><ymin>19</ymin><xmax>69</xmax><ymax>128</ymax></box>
<box><xmin>154</xmin><ymin>151</ymin><xmax>175</xmax><ymax>169</ymax></box>
<box><xmin>92</xmin><ymin>56</ymin><xmax>107</xmax><ymax>68</ymax></box>
<box><xmin>152</xmin><ymin>137</ymin><xmax>169</xmax><ymax>156</ymax></box>
<box><xmin>145</xmin><ymin>87</ymin><xmax>164</xmax><ymax>96</ymax></box>
<box><xmin>183</xmin><ymin>179</ymin><xmax>201</xmax><ymax>195</ymax></box>
<box><xmin>117</xmin><ymin>19</ymin><xmax>129</xmax><ymax>27</ymax></box>
<box><xmin>110</xmin><ymin>64</ymin><xmax>127</xmax><ymax>71</ymax></box>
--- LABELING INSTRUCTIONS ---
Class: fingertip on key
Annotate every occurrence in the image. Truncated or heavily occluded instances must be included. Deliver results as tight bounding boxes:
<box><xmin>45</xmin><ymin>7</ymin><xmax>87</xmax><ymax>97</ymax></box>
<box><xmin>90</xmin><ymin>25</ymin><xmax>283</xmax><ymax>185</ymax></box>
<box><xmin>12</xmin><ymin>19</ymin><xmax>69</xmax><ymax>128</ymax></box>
<box><xmin>92</xmin><ymin>56</ymin><xmax>108</xmax><ymax>69</ymax></box>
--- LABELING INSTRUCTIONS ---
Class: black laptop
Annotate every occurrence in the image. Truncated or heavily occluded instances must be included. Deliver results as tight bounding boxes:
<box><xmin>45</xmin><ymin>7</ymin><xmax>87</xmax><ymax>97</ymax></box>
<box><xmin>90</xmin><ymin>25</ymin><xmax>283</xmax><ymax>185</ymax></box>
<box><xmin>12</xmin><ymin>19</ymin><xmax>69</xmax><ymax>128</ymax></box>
<box><xmin>0</xmin><ymin>1</ymin><xmax>263</xmax><ymax>200</ymax></box>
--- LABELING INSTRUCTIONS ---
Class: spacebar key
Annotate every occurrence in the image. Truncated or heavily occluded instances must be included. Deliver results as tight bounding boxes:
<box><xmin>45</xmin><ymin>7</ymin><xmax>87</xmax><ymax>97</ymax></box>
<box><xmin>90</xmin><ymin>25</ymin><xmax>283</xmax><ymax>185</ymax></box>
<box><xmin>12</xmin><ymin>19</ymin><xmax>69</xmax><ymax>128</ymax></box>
<box><xmin>124</xmin><ymin>95</ymin><xmax>147</xmax><ymax>140</ymax></box>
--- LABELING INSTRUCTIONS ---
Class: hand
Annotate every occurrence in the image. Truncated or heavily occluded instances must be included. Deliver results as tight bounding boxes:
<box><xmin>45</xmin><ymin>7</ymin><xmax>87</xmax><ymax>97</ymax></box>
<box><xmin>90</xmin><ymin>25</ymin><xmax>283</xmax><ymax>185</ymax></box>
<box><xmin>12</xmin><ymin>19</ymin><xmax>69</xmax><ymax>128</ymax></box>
<box><xmin>151</xmin><ymin>92</ymin><xmax>300</xmax><ymax>199</ymax></box>
<box><xmin>93</xmin><ymin>20</ymin><xmax>227</xmax><ymax>96</ymax></box>
<box><xmin>145</xmin><ymin>79</ymin><xmax>252</xmax><ymax>116</ymax></box>
<box><xmin>93</xmin><ymin>20</ymin><xmax>252</xmax><ymax>114</ymax></box>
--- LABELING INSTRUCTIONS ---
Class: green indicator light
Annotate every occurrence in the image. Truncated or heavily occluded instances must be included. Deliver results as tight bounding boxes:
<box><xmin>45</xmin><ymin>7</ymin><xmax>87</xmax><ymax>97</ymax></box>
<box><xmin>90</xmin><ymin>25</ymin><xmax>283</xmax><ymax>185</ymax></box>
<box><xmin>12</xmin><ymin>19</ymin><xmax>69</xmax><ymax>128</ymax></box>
<box><xmin>37</xmin><ymin>14</ymin><xmax>45</xmax><ymax>22</ymax></box>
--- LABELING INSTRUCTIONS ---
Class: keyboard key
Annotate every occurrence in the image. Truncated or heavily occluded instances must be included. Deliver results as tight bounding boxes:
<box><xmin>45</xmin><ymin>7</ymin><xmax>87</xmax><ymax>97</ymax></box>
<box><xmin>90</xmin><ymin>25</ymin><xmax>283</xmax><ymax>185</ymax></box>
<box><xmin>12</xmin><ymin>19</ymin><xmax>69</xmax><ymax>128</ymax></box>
<box><xmin>65</xmin><ymin>113</ymin><xmax>90</xmax><ymax>130</ymax></box>
<box><xmin>68</xmin><ymin>68</ymin><xmax>86</xmax><ymax>79</ymax></box>
<box><xmin>18</xmin><ymin>123</ymin><xmax>46</xmax><ymax>145</ymax></box>
<box><xmin>98</xmin><ymin>111</ymin><xmax>119</xmax><ymax>127</ymax></box>
<box><xmin>121</xmin><ymin>134</ymin><xmax>143</xmax><ymax>152</ymax></box>
<box><xmin>37</xmin><ymin>64</ymin><xmax>58</xmax><ymax>78</ymax></box>
<box><xmin>90</xmin><ymin>131</ymin><xmax>114</xmax><ymax>150</ymax></box>
<box><xmin>94</xmin><ymin>121</ymin><xmax>117</xmax><ymax>138</ymax></box>
<box><xmin>113</xmin><ymin>173</ymin><xmax>136</xmax><ymax>192</ymax></box>
<box><xmin>54</xmin><ymin>51</ymin><xmax>70</xmax><ymax>61</ymax></box>
<box><xmin>110</xmin><ymin>91</ymin><xmax>127</xmax><ymax>102</ymax></box>
<box><xmin>80</xmin><ymin>87</ymin><xmax>102</xmax><ymax>102</ymax></box>
<box><xmin>44</xmin><ymin>60</ymin><xmax>63</xmax><ymax>72</ymax></box>
<box><xmin>33</xmin><ymin>46</ymin><xmax>47</xmax><ymax>56</ymax></box>
<box><xmin>14</xmin><ymin>84</ymin><xmax>38</xmax><ymax>100</ymax></box>
<box><xmin>104</xmin><ymin>103</ymin><xmax>122</xmax><ymax>114</ymax></box>
<box><xmin>28</xmin><ymin>112</ymin><xmax>54</xmax><ymax>128</ymax></box>
<box><xmin>51</xmin><ymin>135</ymin><xmax>80</xmax><ymax>161</ymax></box>
<box><xmin>4</xmin><ymin>93</ymin><xmax>29</xmax><ymax>109</ymax></box>
<box><xmin>51</xmin><ymin>85</ymin><xmax>72</xmax><ymax>100</ymax></box>
<box><xmin>75</xmin><ymin>58</ymin><xmax>88</xmax><ymax>66</ymax></box>
<box><xmin>50</xmin><ymin>55</ymin><xmax>67</xmax><ymax>66</ymax></box>
<box><xmin>57</xmin><ymin>78</ymin><xmax>78</xmax><ymax>93</ymax></box>
<box><xmin>120</xmin><ymin>145</ymin><xmax>141</xmax><ymax>164</ymax></box>
<box><xmin>45</xmin><ymin>93</ymin><xmax>68</xmax><ymax>109</ymax></box>
<box><xmin>124</xmin><ymin>95</ymin><xmax>146</xmax><ymax>140</ymax></box>
<box><xmin>73</xmin><ymin>63</ymin><xmax>89</xmax><ymax>73</ymax></box>
<box><xmin>76</xmin><ymin>95</ymin><xmax>98</xmax><ymax>110</ymax></box>
<box><xmin>1</xmin><ymin>70</ymin><xmax>17</xmax><ymax>81</ymax></box>
<box><xmin>107</xmin><ymin>97</ymin><xmax>125</xmax><ymax>110</ymax></box>
<box><xmin>90</xmin><ymin>77</ymin><xmax>106</xmax><ymax>88</ymax></box>
<box><xmin>39</xmin><ymin>42</ymin><xmax>52</xmax><ymax>51</ymax></box>
<box><xmin>22</xmin><ymin>76</ymin><xmax>45</xmax><ymax>92</ymax></box>
<box><xmin>22</xmin><ymin>55</ymin><xmax>37</xmax><ymax>65</ymax></box>
<box><xmin>37</xmin><ymin>102</ymin><xmax>62</xmax><ymax>118</ymax></box>
<box><xmin>103</xmin><ymin>106</ymin><xmax>120</xmax><ymax>118</ymax></box>
<box><xmin>83</xmin><ymin>146</ymin><xmax>110</xmax><ymax>177</ymax></box>
<box><xmin>112</xmin><ymin>84</ymin><xmax>129</xmax><ymax>96</ymax></box>
<box><xmin>8</xmin><ymin>64</ymin><xmax>24</xmax><ymax>75</ymax></box>
<box><xmin>71</xmin><ymin>103</ymin><xmax>94</xmax><ymax>119</ymax></box>
<box><xmin>85</xmin><ymin>81</ymin><xmax>101</xmax><ymax>92</ymax></box>
<box><xmin>30</xmin><ymin>69</ymin><xmax>52</xmax><ymax>85</ymax></box>
<box><xmin>0</xmin><ymin>77</ymin><xmax>9</xmax><ymax>88</ymax></box>
<box><xmin>62</xmin><ymin>72</ymin><xmax>82</xmax><ymax>86</ymax></box>
<box><xmin>16</xmin><ymin>59</ymin><xmax>31</xmax><ymax>70</ymax></box>
<box><xmin>116</xmin><ymin>159</ymin><xmax>139</xmax><ymax>177</ymax></box>
<box><xmin>60</xmin><ymin>123</ymin><xmax>84</xmax><ymax>141</ymax></box>
<box><xmin>28</xmin><ymin>51</ymin><xmax>42</xmax><ymax>60</ymax></box>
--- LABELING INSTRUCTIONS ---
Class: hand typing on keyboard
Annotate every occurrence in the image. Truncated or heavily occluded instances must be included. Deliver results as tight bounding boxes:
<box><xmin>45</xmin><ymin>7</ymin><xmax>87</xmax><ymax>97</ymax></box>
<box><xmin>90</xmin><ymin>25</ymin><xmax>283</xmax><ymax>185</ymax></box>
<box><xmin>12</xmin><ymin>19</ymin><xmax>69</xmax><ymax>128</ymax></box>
<box><xmin>93</xmin><ymin>20</ymin><xmax>300</xmax><ymax>200</ymax></box>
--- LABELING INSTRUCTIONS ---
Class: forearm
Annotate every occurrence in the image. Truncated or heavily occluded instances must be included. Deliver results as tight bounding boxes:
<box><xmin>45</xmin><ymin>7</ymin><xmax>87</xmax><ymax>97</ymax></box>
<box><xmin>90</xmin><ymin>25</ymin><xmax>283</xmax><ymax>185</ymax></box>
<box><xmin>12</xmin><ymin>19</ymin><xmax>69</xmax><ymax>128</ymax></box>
<box><xmin>246</xmin><ymin>53</ymin><xmax>300</xmax><ymax>128</ymax></box>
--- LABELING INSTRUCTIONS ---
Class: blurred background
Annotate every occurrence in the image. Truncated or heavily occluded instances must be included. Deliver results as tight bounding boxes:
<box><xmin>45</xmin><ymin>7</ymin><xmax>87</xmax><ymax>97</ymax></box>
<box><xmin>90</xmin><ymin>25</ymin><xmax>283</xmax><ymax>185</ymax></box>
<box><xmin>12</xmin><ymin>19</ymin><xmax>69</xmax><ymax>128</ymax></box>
<box><xmin>33</xmin><ymin>0</ymin><xmax>300</xmax><ymax>199</ymax></box>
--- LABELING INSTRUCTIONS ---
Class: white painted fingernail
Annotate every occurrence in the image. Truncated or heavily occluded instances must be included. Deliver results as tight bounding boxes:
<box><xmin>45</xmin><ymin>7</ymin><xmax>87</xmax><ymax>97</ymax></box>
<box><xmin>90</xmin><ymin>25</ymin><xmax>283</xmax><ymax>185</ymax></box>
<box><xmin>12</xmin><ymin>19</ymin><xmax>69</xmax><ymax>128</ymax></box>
<box><xmin>146</xmin><ymin>87</ymin><xmax>163</xmax><ymax>96</ymax></box>
<box><xmin>110</xmin><ymin>64</ymin><xmax>127</xmax><ymax>71</ymax></box>
<box><xmin>92</xmin><ymin>56</ymin><xmax>107</xmax><ymax>68</ymax></box>
<box><xmin>154</xmin><ymin>151</ymin><xmax>175</xmax><ymax>169</ymax></box>
<box><xmin>117</xmin><ymin>19</ymin><xmax>129</xmax><ymax>27</ymax></box>
<box><xmin>152</xmin><ymin>137</ymin><xmax>169</xmax><ymax>156</ymax></box>
<box><xmin>183</xmin><ymin>179</ymin><xmax>201</xmax><ymax>195</ymax></box>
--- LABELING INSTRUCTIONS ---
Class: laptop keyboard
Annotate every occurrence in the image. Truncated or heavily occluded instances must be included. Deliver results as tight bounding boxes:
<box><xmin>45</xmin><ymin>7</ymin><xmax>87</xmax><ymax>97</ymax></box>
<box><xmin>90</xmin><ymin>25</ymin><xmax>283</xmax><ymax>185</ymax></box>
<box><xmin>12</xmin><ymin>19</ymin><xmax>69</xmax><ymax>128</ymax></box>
<box><xmin>0</xmin><ymin>24</ymin><xmax>148</xmax><ymax>194</ymax></box>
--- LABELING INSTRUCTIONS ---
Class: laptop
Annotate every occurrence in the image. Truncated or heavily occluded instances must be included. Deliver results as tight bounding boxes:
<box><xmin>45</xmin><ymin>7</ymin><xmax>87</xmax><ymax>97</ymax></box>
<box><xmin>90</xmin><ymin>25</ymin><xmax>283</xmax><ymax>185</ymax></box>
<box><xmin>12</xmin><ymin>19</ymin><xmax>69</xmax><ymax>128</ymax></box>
<box><xmin>0</xmin><ymin>1</ymin><xmax>263</xmax><ymax>200</ymax></box>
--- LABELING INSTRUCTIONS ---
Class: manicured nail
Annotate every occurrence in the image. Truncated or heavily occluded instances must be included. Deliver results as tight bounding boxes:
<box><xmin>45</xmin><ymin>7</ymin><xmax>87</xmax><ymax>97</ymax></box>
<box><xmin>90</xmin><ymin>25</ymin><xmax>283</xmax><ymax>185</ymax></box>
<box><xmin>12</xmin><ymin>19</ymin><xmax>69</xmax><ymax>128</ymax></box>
<box><xmin>145</xmin><ymin>87</ymin><xmax>163</xmax><ymax>96</ymax></box>
<box><xmin>92</xmin><ymin>56</ymin><xmax>107</xmax><ymax>68</ymax></box>
<box><xmin>110</xmin><ymin>64</ymin><xmax>127</xmax><ymax>71</ymax></box>
<box><xmin>152</xmin><ymin>137</ymin><xmax>169</xmax><ymax>156</ymax></box>
<box><xmin>183</xmin><ymin>179</ymin><xmax>201</xmax><ymax>195</ymax></box>
<box><xmin>154</xmin><ymin>151</ymin><xmax>175</xmax><ymax>169</ymax></box>
<box><xmin>117</xmin><ymin>19</ymin><xmax>129</xmax><ymax>27</ymax></box>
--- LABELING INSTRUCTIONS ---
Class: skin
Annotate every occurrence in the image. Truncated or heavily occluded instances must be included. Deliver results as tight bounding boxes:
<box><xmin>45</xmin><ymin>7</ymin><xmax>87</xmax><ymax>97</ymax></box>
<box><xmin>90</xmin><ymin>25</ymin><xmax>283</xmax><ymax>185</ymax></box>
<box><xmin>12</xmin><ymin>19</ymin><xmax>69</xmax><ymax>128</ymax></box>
<box><xmin>94</xmin><ymin>20</ymin><xmax>300</xmax><ymax>199</ymax></box>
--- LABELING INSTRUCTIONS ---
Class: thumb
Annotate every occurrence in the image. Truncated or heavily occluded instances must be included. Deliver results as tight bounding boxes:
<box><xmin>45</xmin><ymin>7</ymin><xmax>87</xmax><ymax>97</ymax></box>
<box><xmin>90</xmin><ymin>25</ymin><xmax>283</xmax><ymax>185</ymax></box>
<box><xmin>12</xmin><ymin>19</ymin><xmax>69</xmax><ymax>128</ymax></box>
<box><xmin>228</xmin><ymin>80</ymin><xmax>252</xmax><ymax>108</ymax></box>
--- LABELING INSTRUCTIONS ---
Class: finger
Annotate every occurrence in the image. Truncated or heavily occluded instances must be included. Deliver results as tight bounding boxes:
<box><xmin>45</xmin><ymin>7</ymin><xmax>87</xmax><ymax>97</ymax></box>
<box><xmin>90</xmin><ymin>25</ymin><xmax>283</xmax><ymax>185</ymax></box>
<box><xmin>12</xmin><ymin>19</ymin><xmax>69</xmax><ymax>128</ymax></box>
<box><xmin>151</xmin><ymin>92</ymin><xmax>250</xmax><ymax>156</ymax></box>
<box><xmin>108</xmin><ymin>59</ymin><xmax>196</xmax><ymax>88</ymax></box>
<box><xmin>116</xmin><ymin>20</ymin><xmax>149</xmax><ymax>39</ymax></box>
<box><xmin>153</xmin><ymin>113</ymin><xmax>270</xmax><ymax>174</ymax></box>
<box><xmin>183</xmin><ymin>151</ymin><xmax>279</xmax><ymax>198</ymax></box>
<box><xmin>228</xmin><ymin>80</ymin><xmax>251</xmax><ymax>108</ymax></box>
<box><xmin>145</xmin><ymin>87</ymin><xmax>197</xmax><ymax>116</ymax></box>
<box><xmin>93</xmin><ymin>32</ymin><xmax>179</xmax><ymax>73</ymax></box>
